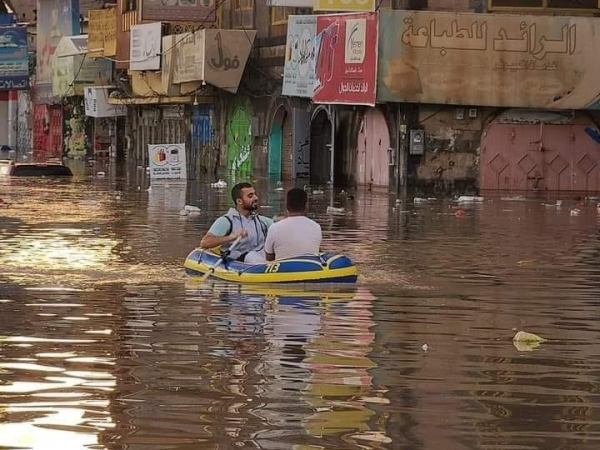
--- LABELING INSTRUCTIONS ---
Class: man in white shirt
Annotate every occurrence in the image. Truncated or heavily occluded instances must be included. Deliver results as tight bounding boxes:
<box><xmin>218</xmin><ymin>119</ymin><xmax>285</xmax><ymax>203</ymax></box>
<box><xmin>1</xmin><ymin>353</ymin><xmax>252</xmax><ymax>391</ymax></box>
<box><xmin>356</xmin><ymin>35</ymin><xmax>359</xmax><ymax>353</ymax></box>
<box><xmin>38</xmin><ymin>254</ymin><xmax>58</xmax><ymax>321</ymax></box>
<box><xmin>265</xmin><ymin>188</ymin><xmax>322</xmax><ymax>261</ymax></box>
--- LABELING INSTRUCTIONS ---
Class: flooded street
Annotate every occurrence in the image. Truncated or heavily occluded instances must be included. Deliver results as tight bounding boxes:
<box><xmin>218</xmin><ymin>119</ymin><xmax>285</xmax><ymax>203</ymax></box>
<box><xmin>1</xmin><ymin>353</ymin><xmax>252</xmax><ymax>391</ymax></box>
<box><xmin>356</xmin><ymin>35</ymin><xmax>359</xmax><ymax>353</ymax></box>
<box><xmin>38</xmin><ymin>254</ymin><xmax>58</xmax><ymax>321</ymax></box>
<box><xmin>1</xmin><ymin>161</ymin><xmax>600</xmax><ymax>450</ymax></box>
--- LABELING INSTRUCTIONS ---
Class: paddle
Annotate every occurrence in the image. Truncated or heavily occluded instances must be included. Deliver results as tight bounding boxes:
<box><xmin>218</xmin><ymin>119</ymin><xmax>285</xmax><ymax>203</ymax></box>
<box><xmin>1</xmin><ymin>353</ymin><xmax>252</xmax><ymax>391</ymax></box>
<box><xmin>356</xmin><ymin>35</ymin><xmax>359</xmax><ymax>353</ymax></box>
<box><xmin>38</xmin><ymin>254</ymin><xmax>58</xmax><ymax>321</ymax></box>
<box><xmin>200</xmin><ymin>235</ymin><xmax>242</xmax><ymax>282</ymax></box>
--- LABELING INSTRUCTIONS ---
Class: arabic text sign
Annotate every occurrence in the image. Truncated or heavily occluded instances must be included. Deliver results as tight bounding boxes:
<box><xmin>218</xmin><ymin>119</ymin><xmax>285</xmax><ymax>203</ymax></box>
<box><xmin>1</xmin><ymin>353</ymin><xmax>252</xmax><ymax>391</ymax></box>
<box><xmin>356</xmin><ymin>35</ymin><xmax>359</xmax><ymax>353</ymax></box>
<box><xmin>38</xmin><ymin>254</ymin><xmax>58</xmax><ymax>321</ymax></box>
<box><xmin>313</xmin><ymin>0</ymin><xmax>375</xmax><ymax>12</ymax></box>
<box><xmin>268</xmin><ymin>0</ymin><xmax>312</xmax><ymax>5</ymax></box>
<box><xmin>377</xmin><ymin>11</ymin><xmax>600</xmax><ymax>109</ymax></box>
<box><xmin>88</xmin><ymin>8</ymin><xmax>117</xmax><ymax>57</ymax></box>
<box><xmin>0</xmin><ymin>26</ymin><xmax>28</xmax><ymax>90</ymax></box>
<box><xmin>148</xmin><ymin>143</ymin><xmax>188</xmax><ymax>180</ymax></box>
<box><xmin>173</xmin><ymin>31</ymin><xmax>205</xmax><ymax>84</ymax></box>
<box><xmin>283</xmin><ymin>15</ymin><xmax>317</xmax><ymax>97</ymax></box>
<box><xmin>203</xmin><ymin>29</ymin><xmax>256</xmax><ymax>94</ymax></box>
<box><xmin>313</xmin><ymin>12</ymin><xmax>378</xmax><ymax>105</ymax></box>
<box><xmin>130</xmin><ymin>23</ymin><xmax>162</xmax><ymax>71</ymax></box>
<box><xmin>142</xmin><ymin>0</ymin><xmax>216</xmax><ymax>22</ymax></box>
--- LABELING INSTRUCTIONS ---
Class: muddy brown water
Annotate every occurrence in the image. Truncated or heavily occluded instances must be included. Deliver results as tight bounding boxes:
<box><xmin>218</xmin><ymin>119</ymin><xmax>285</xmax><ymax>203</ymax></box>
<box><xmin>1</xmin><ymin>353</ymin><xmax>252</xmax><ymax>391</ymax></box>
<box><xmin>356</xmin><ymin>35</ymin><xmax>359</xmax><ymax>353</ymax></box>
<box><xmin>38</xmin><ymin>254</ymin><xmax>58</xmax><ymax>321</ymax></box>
<box><xmin>1</xmin><ymin>161</ymin><xmax>600</xmax><ymax>449</ymax></box>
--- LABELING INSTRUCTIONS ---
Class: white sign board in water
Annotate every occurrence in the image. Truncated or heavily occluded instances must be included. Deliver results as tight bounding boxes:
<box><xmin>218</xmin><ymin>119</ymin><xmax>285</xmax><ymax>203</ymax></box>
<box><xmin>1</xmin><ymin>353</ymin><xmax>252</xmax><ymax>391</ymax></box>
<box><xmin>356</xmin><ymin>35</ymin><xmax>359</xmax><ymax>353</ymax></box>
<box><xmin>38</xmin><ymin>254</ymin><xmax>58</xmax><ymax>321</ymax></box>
<box><xmin>148</xmin><ymin>143</ymin><xmax>187</xmax><ymax>180</ymax></box>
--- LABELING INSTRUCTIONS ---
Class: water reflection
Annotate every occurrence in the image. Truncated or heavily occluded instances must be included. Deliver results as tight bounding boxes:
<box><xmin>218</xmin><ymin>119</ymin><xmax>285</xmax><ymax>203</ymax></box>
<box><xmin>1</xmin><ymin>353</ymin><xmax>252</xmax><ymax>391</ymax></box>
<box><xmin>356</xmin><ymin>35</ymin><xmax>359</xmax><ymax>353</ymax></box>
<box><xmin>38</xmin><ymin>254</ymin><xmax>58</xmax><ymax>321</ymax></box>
<box><xmin>3</xmin><ymin>169</ymin><xmax>600</xmax><ymax>449</ymax></box>
<box><xmin>0</xmin><ymin>288</ymin><xmax>116</xmax><ymax>450</ymax></box>
<box><xmin>107</xmin><ymin>282</ymin><xmax>387</xmax><ymax>449</ymax></box>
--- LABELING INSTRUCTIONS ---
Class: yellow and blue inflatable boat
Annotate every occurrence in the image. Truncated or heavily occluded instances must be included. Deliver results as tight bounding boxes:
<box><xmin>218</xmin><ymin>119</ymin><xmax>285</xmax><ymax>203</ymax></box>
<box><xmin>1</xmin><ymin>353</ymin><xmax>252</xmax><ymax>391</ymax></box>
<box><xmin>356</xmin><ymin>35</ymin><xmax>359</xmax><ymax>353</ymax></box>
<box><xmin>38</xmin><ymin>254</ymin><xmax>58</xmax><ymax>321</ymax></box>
<box><xmin>184</xmin><ymin>248</ymin><xmax>358</xmax><ymax>284</ymax></box>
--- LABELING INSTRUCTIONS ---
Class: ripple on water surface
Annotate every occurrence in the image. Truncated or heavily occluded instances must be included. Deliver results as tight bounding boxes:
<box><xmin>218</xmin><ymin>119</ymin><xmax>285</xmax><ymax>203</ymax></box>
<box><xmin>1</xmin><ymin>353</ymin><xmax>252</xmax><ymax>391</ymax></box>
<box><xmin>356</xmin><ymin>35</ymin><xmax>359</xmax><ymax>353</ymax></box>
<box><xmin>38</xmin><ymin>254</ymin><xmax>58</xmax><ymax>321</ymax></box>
<box><xmin>2</xmin><ymin>171</ymin><xmax>600</xmax><ymax>449</ymax></box>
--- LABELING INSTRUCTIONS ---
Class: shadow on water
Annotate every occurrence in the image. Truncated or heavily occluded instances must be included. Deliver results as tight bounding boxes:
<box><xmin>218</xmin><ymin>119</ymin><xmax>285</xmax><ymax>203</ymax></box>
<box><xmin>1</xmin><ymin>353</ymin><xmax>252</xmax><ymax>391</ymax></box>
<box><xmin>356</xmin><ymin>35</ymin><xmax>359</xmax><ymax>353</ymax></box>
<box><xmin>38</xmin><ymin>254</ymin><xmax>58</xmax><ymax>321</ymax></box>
<box><xmin>2</xmin><ymin>162</ymin><xmax>600</xmax><ymax>448</ymax></box>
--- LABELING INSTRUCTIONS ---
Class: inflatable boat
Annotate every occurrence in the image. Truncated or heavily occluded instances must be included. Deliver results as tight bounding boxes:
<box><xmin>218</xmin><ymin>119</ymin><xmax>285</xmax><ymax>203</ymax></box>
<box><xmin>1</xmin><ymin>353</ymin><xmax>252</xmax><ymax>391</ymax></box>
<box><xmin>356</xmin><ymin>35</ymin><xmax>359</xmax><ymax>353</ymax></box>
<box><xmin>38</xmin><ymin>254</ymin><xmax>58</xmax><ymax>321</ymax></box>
<box><xmin>184</xmin><ymin>248</ymin><xmax>358</xmax><ymax>284</ymax></box>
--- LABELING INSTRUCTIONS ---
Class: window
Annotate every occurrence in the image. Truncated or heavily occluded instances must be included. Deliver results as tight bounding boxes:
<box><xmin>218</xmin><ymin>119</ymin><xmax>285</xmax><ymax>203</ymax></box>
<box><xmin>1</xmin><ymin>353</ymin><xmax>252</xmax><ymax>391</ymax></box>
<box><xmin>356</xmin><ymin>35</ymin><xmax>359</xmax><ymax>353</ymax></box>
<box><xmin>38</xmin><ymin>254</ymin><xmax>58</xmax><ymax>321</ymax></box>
<box><xmin>490</xmin><ymin>0</ymin><xmax>542</xmax><ymax>7</ymax></box>
<box><xmin>271</xmin><ymin>7</ymin><xmax>292</xmax><ymax>26</ymax></box>
<box><xmin>232</xmin><ymin>0</ymin><xmax>254</xmax><ymax>29</ymax></box>
<box><xmin>490</xmin><ymin>0</ymin><xmax>599</xmax><ymax>9</ymax></box>
<box><xmin>122</xmin><ymin>0</ymin><xmax>138</xmax><ymax>13</ymax></box>
<box><xmin>547</xmin><ymin>0</ymin><xmax>598</xmax><ymax>7</ymax></box>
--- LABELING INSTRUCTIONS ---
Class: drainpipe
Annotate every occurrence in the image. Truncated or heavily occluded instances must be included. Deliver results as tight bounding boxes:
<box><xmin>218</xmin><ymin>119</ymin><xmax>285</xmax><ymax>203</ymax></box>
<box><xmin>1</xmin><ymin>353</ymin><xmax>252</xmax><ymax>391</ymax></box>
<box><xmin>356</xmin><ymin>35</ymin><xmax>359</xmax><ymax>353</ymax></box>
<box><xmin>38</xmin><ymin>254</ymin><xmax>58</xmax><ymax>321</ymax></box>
<box><xmin>396</xmin><ymin>103</ymin><xmax>408</xmax><ymax>196</ymax></box>
<box><xmin>7</xmin><ymin>90</ymin><xmax>17</xmax><ymax>152</ymax></box>
<box><xmin>329</xmin><ymin>105</ymin><xmax>336</xmax><ymax>186</ymax></box>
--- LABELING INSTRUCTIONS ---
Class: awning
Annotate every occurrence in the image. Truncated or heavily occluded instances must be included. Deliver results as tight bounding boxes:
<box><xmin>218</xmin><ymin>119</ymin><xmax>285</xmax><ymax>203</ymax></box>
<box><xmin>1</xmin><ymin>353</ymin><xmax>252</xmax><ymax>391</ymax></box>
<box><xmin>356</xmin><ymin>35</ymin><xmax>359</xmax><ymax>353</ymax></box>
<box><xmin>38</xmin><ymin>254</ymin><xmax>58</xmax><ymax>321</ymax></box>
<box><xmin>108</xmin><ymin>96</ymin><xmax>194</xmax><ymax>105</ymax></box>
<box><xmin>55</xmin><ymin>35</ymin><xmax>89</xmax><ymax>58</ymax></box>
<box><xmin>53</xmin><ymin>35</ymin><xmax>112</xmax><ymax>97</ymax></box>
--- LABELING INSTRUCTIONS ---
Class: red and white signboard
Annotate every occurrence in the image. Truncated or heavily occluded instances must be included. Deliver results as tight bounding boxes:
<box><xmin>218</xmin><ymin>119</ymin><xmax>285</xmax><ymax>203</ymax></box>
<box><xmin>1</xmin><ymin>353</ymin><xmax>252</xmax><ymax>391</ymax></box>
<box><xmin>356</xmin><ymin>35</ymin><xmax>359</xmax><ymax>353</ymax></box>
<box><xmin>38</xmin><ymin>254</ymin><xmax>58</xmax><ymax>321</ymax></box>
<box><xmin>313</xmin><ymin>12</ymin><xmax>378</xmax><ymax>106</ymax></box>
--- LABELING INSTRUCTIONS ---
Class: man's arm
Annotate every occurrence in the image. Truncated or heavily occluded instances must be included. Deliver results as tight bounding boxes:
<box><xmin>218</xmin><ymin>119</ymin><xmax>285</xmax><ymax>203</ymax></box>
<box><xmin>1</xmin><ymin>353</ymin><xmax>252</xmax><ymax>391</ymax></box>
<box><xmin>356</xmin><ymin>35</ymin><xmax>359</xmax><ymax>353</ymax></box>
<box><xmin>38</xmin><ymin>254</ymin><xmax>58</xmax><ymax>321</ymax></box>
<box><xmin>264</xmin><ymin>224</ymin><xmax>276</xmax><ymax>261</ymax></box>
<box><xmin>200</xmin><ymin>231</ymin><xmax>241</xmax><ymax>249</ymax></box>
<box><xmin>200</xmin><ymin>216</ymin><xmax>246</xmax><ymax>249</ymax></box>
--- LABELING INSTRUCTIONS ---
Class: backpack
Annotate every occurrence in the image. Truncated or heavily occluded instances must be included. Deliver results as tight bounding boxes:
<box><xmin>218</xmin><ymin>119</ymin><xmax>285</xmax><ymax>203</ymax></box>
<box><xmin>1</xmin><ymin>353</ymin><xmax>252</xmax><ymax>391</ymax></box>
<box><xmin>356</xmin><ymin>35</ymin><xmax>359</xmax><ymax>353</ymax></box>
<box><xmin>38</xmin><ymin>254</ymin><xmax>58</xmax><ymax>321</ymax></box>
<box><xmin>223</xmin><ymin>214</ymin><xmax>268</xmax><ymax>238</ymax></box>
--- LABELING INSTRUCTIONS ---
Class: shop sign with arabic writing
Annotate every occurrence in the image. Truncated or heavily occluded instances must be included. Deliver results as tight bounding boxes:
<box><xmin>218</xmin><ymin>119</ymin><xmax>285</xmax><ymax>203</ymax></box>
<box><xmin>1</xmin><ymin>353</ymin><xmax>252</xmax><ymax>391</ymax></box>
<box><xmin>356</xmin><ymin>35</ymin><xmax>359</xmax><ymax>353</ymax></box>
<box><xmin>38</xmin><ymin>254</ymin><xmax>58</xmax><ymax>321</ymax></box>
<box><xmin>377</xmin><ymin>10</ymin><xmax>600</xmax><ymax>109</ymax></box>
<box><xmin>313</xmin><ymin>12</ymin><xmax>378</xmax><ymax>105</ymax></box>
<box><xmin>0</xmin><ymin>26</ymin><xmax>28</xmax><ymax>90</ymax></box>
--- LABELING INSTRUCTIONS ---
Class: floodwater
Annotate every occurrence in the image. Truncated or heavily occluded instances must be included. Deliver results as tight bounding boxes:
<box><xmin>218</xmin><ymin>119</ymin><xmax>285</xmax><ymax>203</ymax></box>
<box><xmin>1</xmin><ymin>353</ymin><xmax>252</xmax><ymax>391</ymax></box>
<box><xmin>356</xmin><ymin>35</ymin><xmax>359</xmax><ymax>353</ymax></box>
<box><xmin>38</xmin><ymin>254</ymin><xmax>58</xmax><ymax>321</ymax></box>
<box><xmin>1</xmin><ymin>161</ymin><xmax>600</xmax><ymax>450</ymax></box>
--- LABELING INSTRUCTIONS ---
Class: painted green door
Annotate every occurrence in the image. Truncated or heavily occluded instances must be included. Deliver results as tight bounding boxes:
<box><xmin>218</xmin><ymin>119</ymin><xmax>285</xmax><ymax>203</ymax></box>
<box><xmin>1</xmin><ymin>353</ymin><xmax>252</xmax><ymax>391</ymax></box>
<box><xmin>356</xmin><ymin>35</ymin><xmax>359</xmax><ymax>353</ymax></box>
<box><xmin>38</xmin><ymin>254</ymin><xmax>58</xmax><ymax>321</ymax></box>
<box><xmin>227</xmin><ymin>106</ymin><xmax>252</xmax><ymax>175</ymax></box>
<box><xmin>268</xmin><ymin>125</ymin><xmax>282</xmax><ymax>178</ymax></box>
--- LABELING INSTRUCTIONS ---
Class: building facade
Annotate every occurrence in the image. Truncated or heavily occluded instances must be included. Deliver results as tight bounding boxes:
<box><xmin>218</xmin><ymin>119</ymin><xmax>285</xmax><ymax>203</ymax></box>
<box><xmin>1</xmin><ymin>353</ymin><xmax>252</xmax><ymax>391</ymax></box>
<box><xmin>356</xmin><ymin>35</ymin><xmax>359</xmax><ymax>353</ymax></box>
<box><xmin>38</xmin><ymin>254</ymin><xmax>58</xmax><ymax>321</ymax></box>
<box><xmin>6</xmin><ymin>0</ymin><xmax>600</xmax><ymax>194</ymax></box>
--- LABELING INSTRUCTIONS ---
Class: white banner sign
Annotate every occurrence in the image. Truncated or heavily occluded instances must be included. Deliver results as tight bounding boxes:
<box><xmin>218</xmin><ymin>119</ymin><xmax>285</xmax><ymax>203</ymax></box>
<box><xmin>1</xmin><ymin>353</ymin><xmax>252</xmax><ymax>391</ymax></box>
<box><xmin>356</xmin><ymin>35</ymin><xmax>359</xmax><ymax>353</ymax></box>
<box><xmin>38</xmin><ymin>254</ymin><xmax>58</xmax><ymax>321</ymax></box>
<box><xmin>84</xmin><ymin>86</ymin><xmax>127</xmax><ymax>117</ymax></box>
<box><xmin>282</xmin><ymin>15</ymin><xmax>317</xmax><ymax>97</ymax></box>
<box><xmin>131</xmin><ymin>22</ymin><xmax>162</xmax><ymax>71</ymax></box>
<box><xmin>148</xmin><ymin>143</ymin><xmax>187</xmax><ymax>180</ymax></box>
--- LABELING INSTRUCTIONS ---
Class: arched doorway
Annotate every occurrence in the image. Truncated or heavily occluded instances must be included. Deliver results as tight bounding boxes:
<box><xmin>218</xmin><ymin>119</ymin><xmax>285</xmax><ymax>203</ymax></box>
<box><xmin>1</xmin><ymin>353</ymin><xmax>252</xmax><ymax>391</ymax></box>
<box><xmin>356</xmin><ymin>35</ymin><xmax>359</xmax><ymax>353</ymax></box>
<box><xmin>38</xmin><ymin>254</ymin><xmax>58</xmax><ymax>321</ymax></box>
<box><xmin>227</xmin><ymin>105</ymin><xmax>252</xmax><ymax>175</ymax></box>
<box><xmin>310</xmin><ymin>108</ymin><xmax>332</xmax><ymax>185</ymax></box>
<box><xmin>356</xmin><ymin>108</ymin><xmax>390</xmax><ymax>188</ymax></box>
<box><xmin>268</xmin><ymin>106</ymin><xmax>285</xmax><ymax>179</ymax></box>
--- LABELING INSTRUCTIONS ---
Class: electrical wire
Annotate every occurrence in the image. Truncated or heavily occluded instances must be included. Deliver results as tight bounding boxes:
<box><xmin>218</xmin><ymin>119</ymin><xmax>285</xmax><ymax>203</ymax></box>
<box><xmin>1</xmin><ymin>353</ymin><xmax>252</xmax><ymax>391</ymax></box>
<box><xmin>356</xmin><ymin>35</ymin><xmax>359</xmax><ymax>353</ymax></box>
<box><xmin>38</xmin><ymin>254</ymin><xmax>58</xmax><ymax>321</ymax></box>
<box><xmin>160</xmin><ymin>0</ymin><xmax>229</xmax><ymax>57</ymax></box>
<box><xmin>62</xmin><ymin>52</ymin><xmax>88</xmax><ymax>97</ymax></box>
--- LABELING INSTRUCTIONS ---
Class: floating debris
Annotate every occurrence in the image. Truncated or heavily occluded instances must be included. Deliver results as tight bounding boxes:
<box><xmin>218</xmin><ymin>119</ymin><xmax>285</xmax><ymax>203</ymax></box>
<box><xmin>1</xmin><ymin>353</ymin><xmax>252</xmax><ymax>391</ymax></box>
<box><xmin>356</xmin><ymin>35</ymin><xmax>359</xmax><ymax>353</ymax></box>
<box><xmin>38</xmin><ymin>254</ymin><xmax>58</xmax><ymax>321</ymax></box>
<box><xmin>326</xmin><ymin>206</ymin><xmax>346</xmax><ymax>215</ymax></box>
<box><xmin>457</xmin><ymin>195</ymin><xmax>484</xmax><ymax>203</ymax></box>
<box><xmin>184</xmin><ymin>205</ymin><xmax>201</xmax><ymax>213</ymax></box>
<box><xmin>210</xmin><ymin>179</ymin><xmax>227</xmax><ymax>188</ymax></box>
<box><xmin>513</xmin><ymin>330</ymin><xmax>546</xmax><ymax>352</ymax></box>
<box><xmin>501</xmin><ymin>195</ymin><xmax>527</xmax><ymax>201</ymax></box>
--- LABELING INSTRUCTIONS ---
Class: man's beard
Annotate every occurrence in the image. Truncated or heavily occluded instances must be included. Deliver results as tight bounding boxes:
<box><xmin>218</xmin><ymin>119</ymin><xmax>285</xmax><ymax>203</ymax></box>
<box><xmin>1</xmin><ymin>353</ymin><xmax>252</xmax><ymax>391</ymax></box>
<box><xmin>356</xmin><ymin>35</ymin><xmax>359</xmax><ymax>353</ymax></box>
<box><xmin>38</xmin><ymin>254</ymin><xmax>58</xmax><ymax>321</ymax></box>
<box><xmin>245</xmin><ymin>201</ymin><xmax>259</xmax><ymax>211</ymax></box>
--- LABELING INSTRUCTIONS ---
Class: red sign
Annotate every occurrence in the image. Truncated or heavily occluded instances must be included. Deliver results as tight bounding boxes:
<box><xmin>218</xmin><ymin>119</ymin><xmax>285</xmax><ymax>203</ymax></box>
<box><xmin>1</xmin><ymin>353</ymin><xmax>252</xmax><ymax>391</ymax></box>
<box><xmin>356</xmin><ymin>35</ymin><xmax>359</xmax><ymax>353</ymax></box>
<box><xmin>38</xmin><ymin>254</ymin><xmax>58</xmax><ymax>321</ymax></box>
<box><xmin>313</xmin><ymin>12</ymin><xmax>378</xmax><ymax>106</ymax></box>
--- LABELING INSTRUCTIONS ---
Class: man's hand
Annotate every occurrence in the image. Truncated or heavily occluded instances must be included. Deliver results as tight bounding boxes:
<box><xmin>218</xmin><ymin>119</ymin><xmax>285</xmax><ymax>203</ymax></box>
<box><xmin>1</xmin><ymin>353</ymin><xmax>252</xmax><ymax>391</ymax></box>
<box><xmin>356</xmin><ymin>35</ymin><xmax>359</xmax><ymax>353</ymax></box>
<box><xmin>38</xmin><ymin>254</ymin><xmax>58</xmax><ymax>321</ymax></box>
<box><xmin>201</xmin><ymin>229</ymin><xmax>247</xmax><ymax>249</ymax></box>
<box><xmin>229</xmin><ymin>229</ymin><xmax>248</xmax><ymax>242</ymax></box>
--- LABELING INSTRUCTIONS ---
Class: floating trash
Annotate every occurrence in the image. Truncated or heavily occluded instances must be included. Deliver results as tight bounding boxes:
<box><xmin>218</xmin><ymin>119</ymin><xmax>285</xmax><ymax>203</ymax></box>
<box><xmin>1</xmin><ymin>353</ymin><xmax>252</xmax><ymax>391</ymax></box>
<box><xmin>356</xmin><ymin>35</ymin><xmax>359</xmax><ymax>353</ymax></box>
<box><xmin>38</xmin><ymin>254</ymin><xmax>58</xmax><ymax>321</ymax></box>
<box><xmin>326</xmin><ymin>206</ymin><xmax>346</xmax><ymax>215</ymax></box>
<box><xmin>513</xmin><ymin>330</ymin><xmax>546</xmax><ymax>352</ymax></box>
<box><xmin>457</xmin><ymin>195</ymin><xmax>484</xmax><ymax>203</ymax></box>
<box><xmin>210</xmin><ymin>179</ymin><xmax>227</xmax><ymax>188</ymax></box>
<box><xmin>184</xmin><ymin>205</ymin><xmax>201</xmax><ymax>212</ymax></box>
